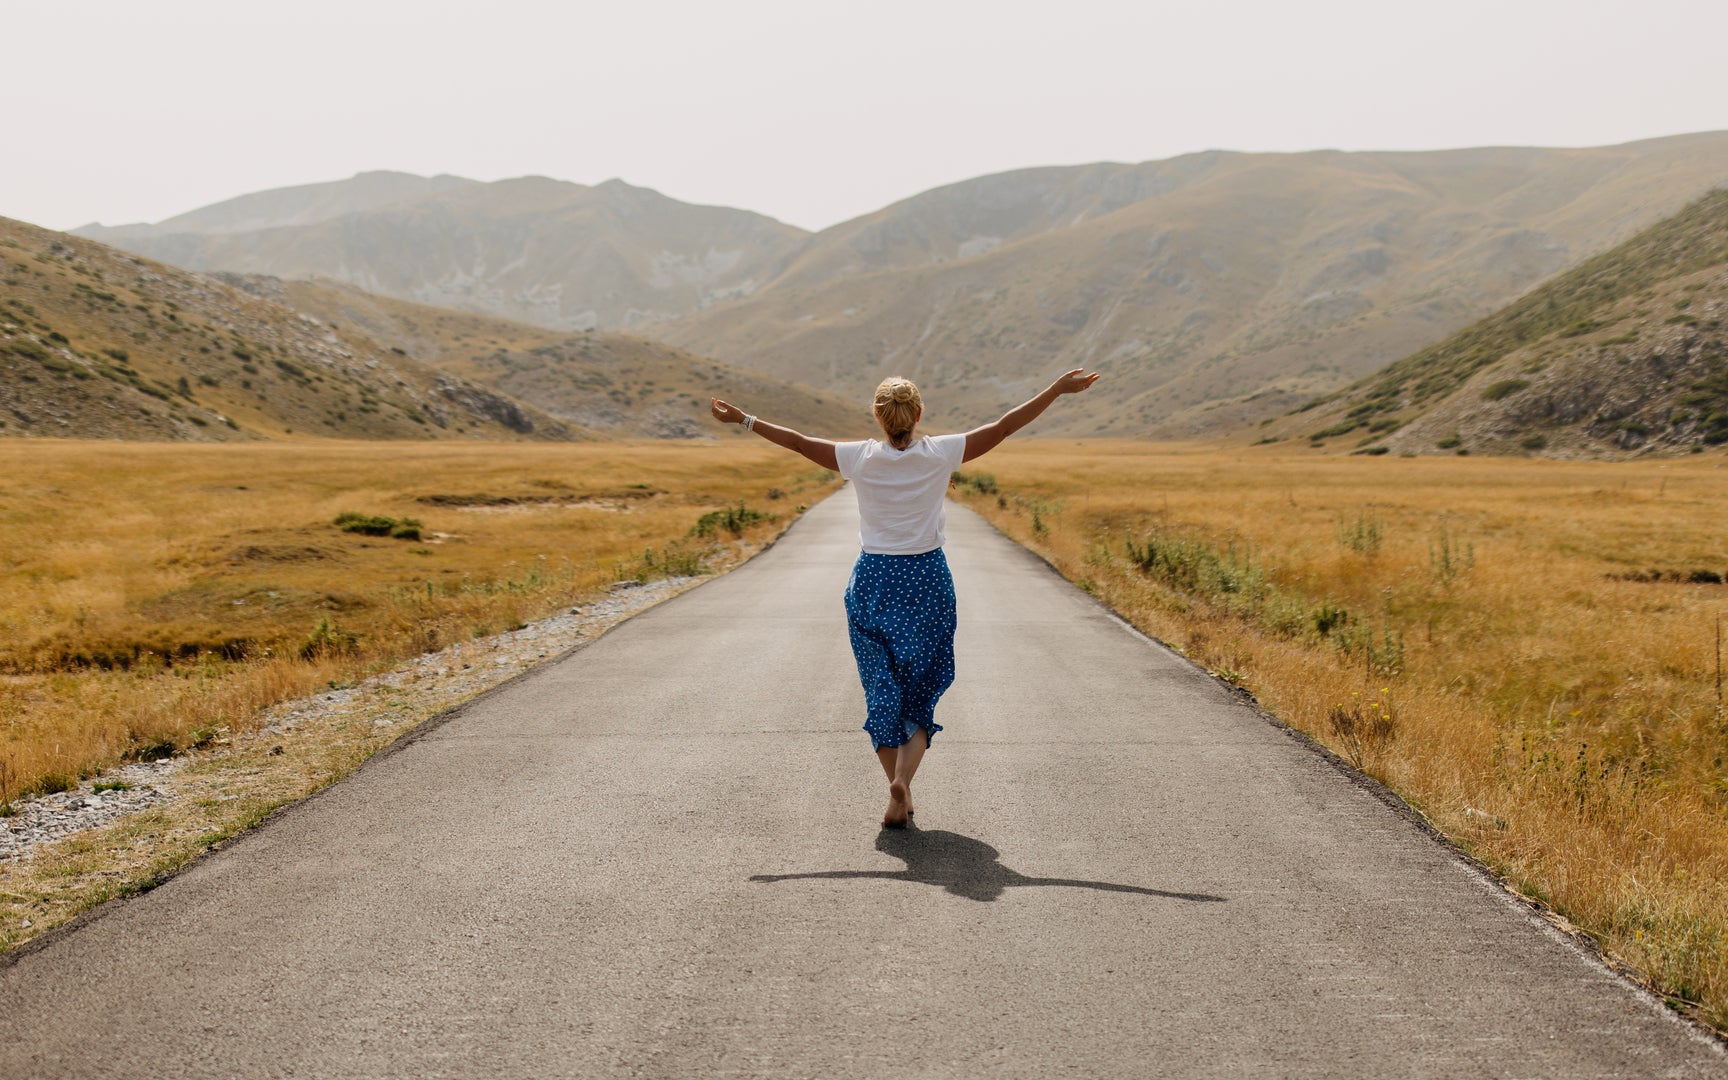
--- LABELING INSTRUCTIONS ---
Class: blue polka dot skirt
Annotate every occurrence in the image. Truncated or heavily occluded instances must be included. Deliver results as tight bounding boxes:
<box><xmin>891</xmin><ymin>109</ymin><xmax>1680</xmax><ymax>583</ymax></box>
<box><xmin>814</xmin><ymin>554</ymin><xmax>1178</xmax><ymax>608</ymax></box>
<box><xmin>844</xmin><ymin>549</ymin><xmax>956</xmax><ymax>751</ymax></box>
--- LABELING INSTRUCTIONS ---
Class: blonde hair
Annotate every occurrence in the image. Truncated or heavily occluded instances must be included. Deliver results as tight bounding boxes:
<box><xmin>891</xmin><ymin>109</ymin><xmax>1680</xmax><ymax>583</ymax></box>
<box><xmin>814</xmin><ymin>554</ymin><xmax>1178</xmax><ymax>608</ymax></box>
<box><xmin>873</xmin><ymin>376</ymin><xmax>922</xmax><ymax>449</ymax></box>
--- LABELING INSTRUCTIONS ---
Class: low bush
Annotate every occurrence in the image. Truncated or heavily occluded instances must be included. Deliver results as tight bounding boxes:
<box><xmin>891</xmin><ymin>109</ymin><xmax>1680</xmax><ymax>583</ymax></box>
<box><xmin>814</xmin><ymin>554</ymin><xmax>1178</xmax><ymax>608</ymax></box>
<box><xmin>333</xmin><ymin>511</ymin><xmax>423</xmax><ymax>540</ymax></box>
<box><xmin>951</xmin><ymin>470</ymin><xmax>998</xmax><ymax>495</ymax></box>
<box><xmin>1482</xmin><ymin>378</ymin><xmax>1531</xmax><ymax>401</ymax></box>
<box><xmin>300</xmin><ymin>616</ymin><xmax>357</xmax><ymax>660</ymax></box>
<box><xmin>1309</xmin><ymin>421</ymin><xmax>1360</xmax><ymax>440</ymax></box>
<box><xmin>691</xmin><ymin>502</ymin><xmax>770</xmax><ymax>538</ymax></box>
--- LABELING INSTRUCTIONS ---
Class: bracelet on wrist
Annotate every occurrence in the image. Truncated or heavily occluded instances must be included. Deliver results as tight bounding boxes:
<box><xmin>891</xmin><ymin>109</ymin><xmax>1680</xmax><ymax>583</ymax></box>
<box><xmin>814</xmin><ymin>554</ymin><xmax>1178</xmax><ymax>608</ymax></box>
<box><xmin>742</xmin><ymin>414</ymin><xmax>757</xmax><ymax>432</ymax></box>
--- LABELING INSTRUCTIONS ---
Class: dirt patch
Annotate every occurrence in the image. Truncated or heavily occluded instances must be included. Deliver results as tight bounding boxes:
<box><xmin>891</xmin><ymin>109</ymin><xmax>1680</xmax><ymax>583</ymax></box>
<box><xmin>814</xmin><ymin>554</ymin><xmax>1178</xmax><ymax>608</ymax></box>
<box><xmin>417</xmin><ymin>490</ymin><xmax>667</xmax><ymax>513</ymax></box>
<box><xmin>225</xmin><ymin>544</ymin><xmax>341</xmax><ymax>564</ymax></box>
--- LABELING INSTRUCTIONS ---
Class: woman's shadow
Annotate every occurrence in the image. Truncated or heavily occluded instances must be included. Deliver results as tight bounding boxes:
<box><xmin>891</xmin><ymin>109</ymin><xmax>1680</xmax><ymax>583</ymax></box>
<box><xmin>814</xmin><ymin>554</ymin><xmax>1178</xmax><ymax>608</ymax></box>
<box><xmin>750</xmin><ymin>827</ymin><xmax>1225</xmax><ymax>904</ymax></box>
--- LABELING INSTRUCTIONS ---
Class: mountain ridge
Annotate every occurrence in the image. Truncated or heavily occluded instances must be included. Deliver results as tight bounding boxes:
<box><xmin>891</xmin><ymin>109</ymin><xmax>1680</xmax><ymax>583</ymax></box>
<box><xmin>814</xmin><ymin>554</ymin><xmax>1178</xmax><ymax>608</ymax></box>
<box><xmin>1</xmin><ymin>217</ymin><xmax>859</xmax><ymax>443</ymax></box>
<box><xmin>1264</xmin><ymin>187</ymin><xmax>1728</xmax><ymax>458</ymax></box>
<box><xmin>74</xmin><ymin>174</ymin><xmax>810</xmax><ymax>332</ymax></box>
<box><xmin>661</xmin><ymin>133</ymin><xmax>1728</xmax><ymax>434</ymax></box>
<box><xmin>64</xmin><ymin>133</ymin><xmax>1728</xmax><ymax>437</ymax></box>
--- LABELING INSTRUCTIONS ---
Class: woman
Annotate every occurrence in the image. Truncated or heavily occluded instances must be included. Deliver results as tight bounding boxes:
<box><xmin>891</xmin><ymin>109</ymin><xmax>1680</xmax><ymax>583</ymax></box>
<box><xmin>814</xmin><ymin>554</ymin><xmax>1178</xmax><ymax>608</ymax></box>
<box><xmin>710</xmin><ymin>368</ymin><xmax>1100</xmax><ymax>828</ymax></box>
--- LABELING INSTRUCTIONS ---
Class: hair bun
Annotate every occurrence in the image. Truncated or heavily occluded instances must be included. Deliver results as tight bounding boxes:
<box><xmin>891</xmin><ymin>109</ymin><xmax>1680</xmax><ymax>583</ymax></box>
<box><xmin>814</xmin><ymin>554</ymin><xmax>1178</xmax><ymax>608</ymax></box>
<box><xmin>890</xmin><ymin>384</ymin><xmax>914</xmax><ymax>403</ymax></box>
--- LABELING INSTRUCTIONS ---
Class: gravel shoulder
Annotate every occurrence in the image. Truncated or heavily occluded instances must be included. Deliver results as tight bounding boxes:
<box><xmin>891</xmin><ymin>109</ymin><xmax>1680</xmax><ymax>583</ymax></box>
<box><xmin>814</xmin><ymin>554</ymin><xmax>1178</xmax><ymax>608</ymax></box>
<box><xmin>0</xmin><ymin>573</ymin><xmax>704</xmax><ymax>955</ymax></box>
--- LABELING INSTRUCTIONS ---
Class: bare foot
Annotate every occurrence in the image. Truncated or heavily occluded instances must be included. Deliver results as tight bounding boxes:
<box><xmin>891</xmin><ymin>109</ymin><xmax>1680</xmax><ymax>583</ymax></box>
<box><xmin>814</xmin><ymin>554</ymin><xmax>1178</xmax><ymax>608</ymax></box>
<box><xmin>883</xmin><ymin>781</ymin><xmax>910</xmax><ymax>829</ymax></box>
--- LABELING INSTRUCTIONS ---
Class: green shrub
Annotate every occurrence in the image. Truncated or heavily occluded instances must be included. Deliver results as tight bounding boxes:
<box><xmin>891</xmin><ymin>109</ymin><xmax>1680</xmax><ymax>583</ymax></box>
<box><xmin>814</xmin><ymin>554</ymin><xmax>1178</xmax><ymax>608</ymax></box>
<box><xmin>691</xmin><ymin>502</ymin><xmax>770</xmax><ymax>538</ymax></box>
<box><xmin>301</xmin><ymin>616</ymin><xmax>357</xmax><ymax>659</ymax></box>
<box><xmin>1520</xmin><ymin>433</ymin><xmax>1548</xmax><ymax>450</ymax></box>
<box><xmin>1309</xmin><ymin>421</ymin><xmax>1360</xmax><ymax>441</ymax></box>
<box><xmin>26</xmin><ymin>771</ymin><xmax>76</xmax><ymax>797</ymax></box>
<box><xmin>5</xmin><ymin>338</ymin><xmax>48</xmax><ymax>361</ymax></box>
<box><xmin>1436</xmin><ymin>435</ymin><xmax>1462</xmax><ymax>450</ymax></box>
<box><xmin>951</xmin><ymin>470</ymin><xmax>998</xmax><ymax>495</ymax></box>
<box><xmin>334</xmin><ymin>511</ymin><xmax>424</xmax><ymax>539</ymax></box>
<box><xmin>1481</xmin><ymin>379</ymin><xmax>1531</xmax><ymax>401</ymax></box>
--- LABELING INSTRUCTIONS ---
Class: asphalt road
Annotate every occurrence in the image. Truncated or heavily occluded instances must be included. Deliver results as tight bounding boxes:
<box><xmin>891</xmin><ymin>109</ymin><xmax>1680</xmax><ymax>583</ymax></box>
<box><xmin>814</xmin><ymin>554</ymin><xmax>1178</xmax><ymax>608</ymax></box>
<box><xmin>3</xmin><ymin>487</ymin><xmax>1723</xmax><ymax>1078</ymax></box>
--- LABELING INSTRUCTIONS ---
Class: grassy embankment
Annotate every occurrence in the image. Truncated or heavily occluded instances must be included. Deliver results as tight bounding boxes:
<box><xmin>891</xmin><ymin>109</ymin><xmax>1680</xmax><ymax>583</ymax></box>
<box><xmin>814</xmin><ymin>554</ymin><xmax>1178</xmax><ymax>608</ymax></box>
<box><xmin>953</xmin><ymin>441</ymin><xmax>1728</xmax><ymax>1031</ymax></box>
<box><xmin>0</xmin><ymin>439</ymin><xmax>836</xmax><ymax>806</ymax></box>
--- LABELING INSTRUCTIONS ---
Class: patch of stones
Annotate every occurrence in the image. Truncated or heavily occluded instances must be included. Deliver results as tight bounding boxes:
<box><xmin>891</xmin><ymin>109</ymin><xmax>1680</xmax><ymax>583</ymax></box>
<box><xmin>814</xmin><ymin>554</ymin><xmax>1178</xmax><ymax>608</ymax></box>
<box><xmin>0</xmin><ymin>575</ymin><xmax>697</xmax><ymax>864</ymax></box>
<box><xmin>0</xmin><ymin>759</ymin><xmax>179</xmax><ymax>860</ymax></box>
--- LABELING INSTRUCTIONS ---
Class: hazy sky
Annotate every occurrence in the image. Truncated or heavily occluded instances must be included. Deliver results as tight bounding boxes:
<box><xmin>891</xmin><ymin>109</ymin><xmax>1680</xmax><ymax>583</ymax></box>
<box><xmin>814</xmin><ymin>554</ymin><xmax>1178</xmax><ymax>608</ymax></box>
<box><xmin>10</xmin><ymin>0</ymin><xmax>1727</xmax><ymax>234</ymax></box>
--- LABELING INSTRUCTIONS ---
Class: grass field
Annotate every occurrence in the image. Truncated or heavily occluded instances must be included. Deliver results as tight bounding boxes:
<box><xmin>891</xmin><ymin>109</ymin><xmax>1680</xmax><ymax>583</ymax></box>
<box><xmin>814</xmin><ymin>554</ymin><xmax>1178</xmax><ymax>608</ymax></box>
<box><xmin>952</xmin><ymin>442</ymin><xmax>1728</xmax><ymax>1030</ymax></box>
<box><xmin>0</xmin><ymin>439</ymin><xmax>836</xmax><ymax>808</ymax></box>
<box><xmin>6</xmin><ymin>436</ymin><xmax>1727</xmax><ymax>1031</ymax></box>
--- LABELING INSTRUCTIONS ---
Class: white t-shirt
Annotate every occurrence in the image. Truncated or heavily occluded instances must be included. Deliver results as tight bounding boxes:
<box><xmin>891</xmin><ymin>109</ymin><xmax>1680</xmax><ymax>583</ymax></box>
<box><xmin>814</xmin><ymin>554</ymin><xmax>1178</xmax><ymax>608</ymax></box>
<box><xmin>834</xmin><ymin>433</ymin><xmax>968</xmax><ymax>555</ymax></box>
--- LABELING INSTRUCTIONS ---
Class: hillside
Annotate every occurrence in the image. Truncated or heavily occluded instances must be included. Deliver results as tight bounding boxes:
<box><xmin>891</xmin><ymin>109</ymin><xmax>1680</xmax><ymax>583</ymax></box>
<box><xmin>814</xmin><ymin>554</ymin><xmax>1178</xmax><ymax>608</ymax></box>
<box><xmin>227</xmin><ymin>275</ymin><xmax>872</xmax><ymax>440</ymax></box>
<box><xmin>2</xmin><ymin>219</ymin><xmax>859</xmax><ymax>444</ymax></box>
<box><xmin>1264</xmin><ymin>189</ymin><xmax>1728</xmax><ymax>458</ymax></box>
<box><xmin>0</xmin><ymin>217</ymin><xmax>578</xmax><ymax>442</ymax></box>
<box><xmin>64</xmin><ymin>135</ymin><xmax>1728</xmax><ymax>438</ymax></box>
<box><xmin>73</xmin><ymin>175</ymin><xmax>809</xmax><ymax>332</ymax></box>
<box><xmin>659</xmin><ymin>134</ymin><xmax>1728</xmax><ymax>436</ymax></box>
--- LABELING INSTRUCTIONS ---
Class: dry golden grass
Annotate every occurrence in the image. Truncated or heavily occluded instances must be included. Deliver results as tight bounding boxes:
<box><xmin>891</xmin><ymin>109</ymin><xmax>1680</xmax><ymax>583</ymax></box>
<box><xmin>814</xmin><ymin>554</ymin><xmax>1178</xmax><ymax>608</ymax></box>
<box><xmin>0</xmin><ymin>439</ymin><xmax>837</xmax><ymax>804</ymax></box>
<box><xmin>954</xmin><ymin>441</ymin><xmax>1728</xmax><ymax>1030</ymax></box>
<box><xmin>0</xmin><ymin>579</ymin><xmax>700</xmax><ymax>955</ymax></box>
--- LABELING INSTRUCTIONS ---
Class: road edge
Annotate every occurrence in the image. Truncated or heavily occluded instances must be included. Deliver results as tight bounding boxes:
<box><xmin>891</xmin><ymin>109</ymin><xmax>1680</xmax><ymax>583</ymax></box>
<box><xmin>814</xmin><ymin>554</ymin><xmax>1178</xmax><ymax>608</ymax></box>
<box><xmin>0</xmin><ymin>488</ymin><xmax>841</xmax><ymax>972</ymax></box>
<box><xmin>953</xmin><ymin>498</ymin><xmax>1728</xmax><ymax>1055</ymax></box>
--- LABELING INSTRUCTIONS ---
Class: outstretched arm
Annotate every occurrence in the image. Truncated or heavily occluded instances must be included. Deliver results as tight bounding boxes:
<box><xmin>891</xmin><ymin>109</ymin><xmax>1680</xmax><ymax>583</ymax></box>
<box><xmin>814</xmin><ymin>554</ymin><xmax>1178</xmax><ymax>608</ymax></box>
<box><xmin>710</xmin><ymin>398</ymin><xmax>840</xmax><ymax>472</ymax></box>
<box><xmin>963</xmin><ymin>368</ymin><xmax>1100</xmax><ymax>463</ymax></box>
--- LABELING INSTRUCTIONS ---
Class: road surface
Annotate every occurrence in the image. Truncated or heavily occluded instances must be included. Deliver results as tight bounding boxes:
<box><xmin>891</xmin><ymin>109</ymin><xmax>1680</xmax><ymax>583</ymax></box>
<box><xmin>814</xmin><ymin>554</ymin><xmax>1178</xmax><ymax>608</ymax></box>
<box><xmin>2</xmin><ymin>486</ymin><xmax>1722</xmax><ymax>1077</ymax></box>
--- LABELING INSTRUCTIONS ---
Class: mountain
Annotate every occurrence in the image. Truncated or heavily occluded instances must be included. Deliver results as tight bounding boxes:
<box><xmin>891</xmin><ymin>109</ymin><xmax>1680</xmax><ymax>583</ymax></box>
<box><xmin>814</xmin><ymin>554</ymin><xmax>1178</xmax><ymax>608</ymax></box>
<box><xmin>657</xmin><ymin>134</ymin><xmax>1728</xmax><ymax>436</ymax></box>
<box><xmin>0</xmin><ymin>216</ymin><xmax>583</xmax><ymax>441</ymax></box>
<box><xmin>223</xmin><ymin>275</ymin><xmax>871</xmax><ymax>441</ymax></box>
<box><xmin>76</xmin><ymin>171</ymin><xmax>479</xmax><ymax>240</ymax></box>
<box><xmin>1263</xmin><ymin>188</ymin><xmax>1728</xmax><ymax>458</ymax></box>
<box><xmin>73</xmin><ymin>175</ymin><xmax>809</xmax><ymax>332</ymax></box>
<box><xmin>66</xmin><ymin>135</ymin><xmax>1728</xmax><ymax>438</ymax></box>
<box><xmin>0</xmin><ymin>218</ymin><xmax>858</xmax><ymax>442</ymax></box>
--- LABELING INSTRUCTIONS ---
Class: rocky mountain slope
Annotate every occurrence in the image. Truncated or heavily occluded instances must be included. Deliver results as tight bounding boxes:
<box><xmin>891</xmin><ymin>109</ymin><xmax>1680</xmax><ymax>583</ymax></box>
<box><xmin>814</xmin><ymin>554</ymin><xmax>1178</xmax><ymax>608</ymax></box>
<box><xmin>1</xmin><ymin>219</ymin><xmax>857</xmax><ymax>443</ymax></box>
<box><xmin>659</xmin><ymin>134</ymin><xmax>1728</xmax><ymax>435</ymax></box>
<box><xmin>67</xmin><ymin>135</ymin><xmax>1728</xmax><ymax>439</ymax></box>
<box><xmin>1</xmin><ymin>217</ymin><xmax>578</xmax><ymax>441</ymax></box>
<box><xmin>75</xmin><ymin>176</ymin><xmax>808</xmax><ymax>332</ymax></box>
<box><xmin>1264</xmin><ymin>188</ymin><xmax>1728</xmax><ymax>458</ymax></box>
<box><xmin>227</xmin><ymin>276</ymin><xmax>872</xmax><ymax>441</ymax></box>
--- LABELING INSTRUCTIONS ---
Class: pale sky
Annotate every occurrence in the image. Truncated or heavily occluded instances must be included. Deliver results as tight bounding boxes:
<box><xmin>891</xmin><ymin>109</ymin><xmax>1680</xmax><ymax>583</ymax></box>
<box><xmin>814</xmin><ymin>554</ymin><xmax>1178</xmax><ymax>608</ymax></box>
<box><xmin>10</xmin><ymin>0</ymin><xmax>1727</xmax><ymax>234</ymax></box>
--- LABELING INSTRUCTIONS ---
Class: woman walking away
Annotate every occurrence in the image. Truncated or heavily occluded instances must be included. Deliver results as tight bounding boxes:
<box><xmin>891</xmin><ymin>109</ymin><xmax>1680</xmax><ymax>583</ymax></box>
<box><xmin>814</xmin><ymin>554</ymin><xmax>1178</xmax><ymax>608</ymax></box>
<box><xmin>710</xmin><ymin>368</ymin><xmax>1100</xmax><ymax>828</ymax></box>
